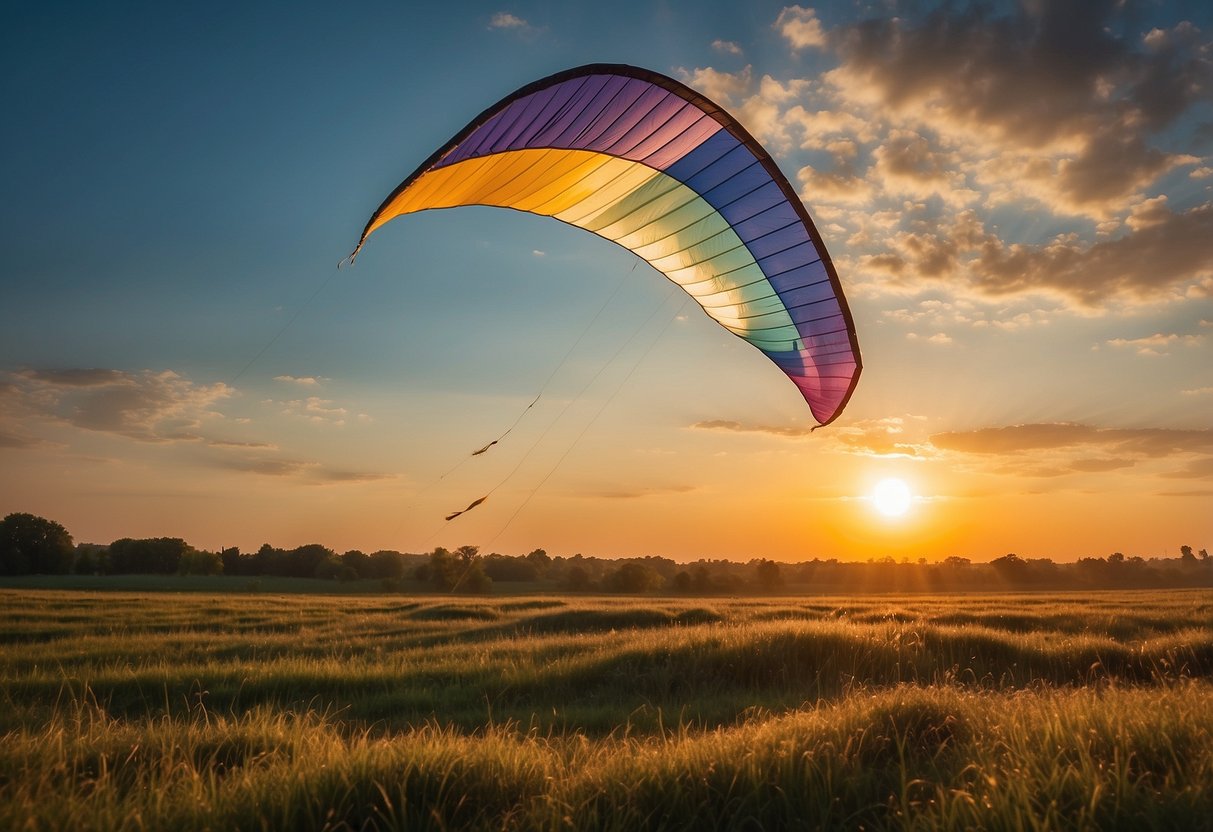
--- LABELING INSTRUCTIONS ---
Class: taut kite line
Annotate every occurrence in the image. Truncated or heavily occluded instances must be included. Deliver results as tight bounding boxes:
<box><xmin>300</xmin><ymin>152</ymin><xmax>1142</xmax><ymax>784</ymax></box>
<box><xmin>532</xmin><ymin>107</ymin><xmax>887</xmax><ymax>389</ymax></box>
<box><xmin>353</xmin><ymin>63</ymin><xmax>861</xmax><ymax>426</ymax></box>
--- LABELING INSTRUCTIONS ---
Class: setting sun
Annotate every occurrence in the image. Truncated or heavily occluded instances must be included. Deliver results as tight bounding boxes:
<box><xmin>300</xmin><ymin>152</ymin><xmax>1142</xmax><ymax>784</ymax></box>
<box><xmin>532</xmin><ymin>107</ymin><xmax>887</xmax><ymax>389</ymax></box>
<box><xmin>873</xmin><ymin>478</ymin><xmax>913</xmax><ymax>517</ymax></box>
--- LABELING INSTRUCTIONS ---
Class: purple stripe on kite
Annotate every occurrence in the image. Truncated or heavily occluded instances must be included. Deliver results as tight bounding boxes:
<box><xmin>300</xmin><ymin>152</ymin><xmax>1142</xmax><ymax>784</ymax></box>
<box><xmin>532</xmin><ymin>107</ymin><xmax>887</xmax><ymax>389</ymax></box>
<box><xmin>594</xmin><ymin>87</ymin><xmax>673</xmax><ymax>152</ymax></box>
<box><xmin>509</xmin><ymin>79</ymin><xmax>587</xmax><ymax>149</ymax></box>
<box><xmin>532</xmin><ymin>75</ymin><xmax>611</xmax><ymax>145</ymax></box>
<box><xmin>488</xmin><ymin>89</ymin><xmax>561</xmax><ymax>154</ymax></box>
<box><xmin>572</xmin><ymin>77</ymin><xmax>651</xmax><ymax>147</ymax></box>
<box><xmin>631</xmin><ymin>108</ymin><xmax>716</xmax><ymax>163</ymax></box>
<box><xmin>551</xmin><ymin>75</ymin><xmax>631</xmax><ymax>145</ymax></box>
<box><xmin>604</xmin><ymin>94</ymin><xmax>687</xmax><ymax>156</ymax></box>
<box><xmin>472</xmin><ymin>94</ymin><xmax>544</xmax><ymax>157</ymax></box>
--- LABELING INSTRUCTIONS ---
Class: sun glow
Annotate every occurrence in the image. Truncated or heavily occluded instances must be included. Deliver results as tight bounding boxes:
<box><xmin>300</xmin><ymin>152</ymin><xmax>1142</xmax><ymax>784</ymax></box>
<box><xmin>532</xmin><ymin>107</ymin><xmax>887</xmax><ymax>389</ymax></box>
<box><xmin>872</xmin><ymin>478</ymin><xmax>913</xmax><ymax>517</ymax></box>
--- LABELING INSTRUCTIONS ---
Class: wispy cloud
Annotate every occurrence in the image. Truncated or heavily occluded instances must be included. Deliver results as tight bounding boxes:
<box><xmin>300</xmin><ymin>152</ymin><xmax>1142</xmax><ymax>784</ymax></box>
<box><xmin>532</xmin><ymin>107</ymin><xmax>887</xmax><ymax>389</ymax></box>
<box><xmin>279</xmin><ymin>396</ymin><xmax>370</xmax><ymax>427</ymax></box>
<box><xmin>584</xmin><ymin>485</ymin><xmax>697</xmax><ymax>500</ymax></box>
<box><xmin>712</xmin><ymin>39</ymin><xmax>743</xmax><ymax>56</ymax></box>
<box><xmin>488</xmin><ymin>11</ymin><xmax>543</xmax><ymax>37</ymax></box>
<box><xmin>274</xmin><ymin>375</ymin><xmax>328</xmax><ymax>386</ymax></box>
<box><xmin>1106</xmin><ymin>331</ymin><xmax>1205</xmax><ymax>356</ymax></box>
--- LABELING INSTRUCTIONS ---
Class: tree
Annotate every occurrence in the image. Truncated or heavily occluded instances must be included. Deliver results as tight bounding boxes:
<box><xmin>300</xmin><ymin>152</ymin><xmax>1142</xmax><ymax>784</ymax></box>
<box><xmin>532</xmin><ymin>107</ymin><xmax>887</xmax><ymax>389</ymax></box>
<box><xmin>670</xmin><ymin>571</ymin><xmax>692</xmax><ymax>593</ymax></box>
<box><xmin>564</xmin><ymin>565</ymin><xmax>593</xmax><ymax>591</ymax></box>
<box><xmin>108</xmin><ymin>538</ymin><xmax>192</xmax><ymax>574</ymax></box>
<box><xmin>754</xmin><ymin>559</ymin><xmax>784</xmax><ymax>591</ymax></box>
<box><xmin>427</xmin><ymin>546</ymin><xmax>492</xmax><ymax>593</ymax></box>
<box><xmin>525</xmin><ymin>548</ymin><xmax>551</xmax><ymax>574</ymax></box>
<box><xmin>607</xmin><ymin>562</ymin><xmax>661</xmax><ymax>593</ymax></box>
<box><xmin>178</xmin><ymin>549</ymin><xmax>223</xmax><ymax>576</ymax></box>
<box><xmin>341</xmin><ymin>550</ymin><xmax>370</xmax><ymax>579</ymax></box>
<box><xmin>74</xmin><ymin>548</ymin><xmax>96</xmax><ymax>575</ymax></box>
<box><xmin>1180</xmin><ymin>545</ymin><xmax>1197</xmax><ymax>564</ymax></box>
<box><xmin>0</xmin><ymin>513</ymin><xmax>75</xmax><ymax>575</ymax></box>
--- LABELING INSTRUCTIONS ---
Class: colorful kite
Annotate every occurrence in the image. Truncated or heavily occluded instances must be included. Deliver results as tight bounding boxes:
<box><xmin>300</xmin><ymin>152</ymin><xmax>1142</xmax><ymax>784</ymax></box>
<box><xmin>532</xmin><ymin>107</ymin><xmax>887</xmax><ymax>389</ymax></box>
<box><xmin>354</xmin><ymin>64</ymin><xmax>861</xmax><ymax>425</ymax></box>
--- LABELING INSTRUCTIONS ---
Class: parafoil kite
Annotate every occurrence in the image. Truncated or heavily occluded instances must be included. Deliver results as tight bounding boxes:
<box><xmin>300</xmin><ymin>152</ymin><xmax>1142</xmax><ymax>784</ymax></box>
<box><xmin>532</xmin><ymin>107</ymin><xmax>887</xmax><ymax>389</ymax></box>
<box><xmin>354</xmin><ymin>64</ymin><xmax>861</xmax><ymax>425</ymax></box>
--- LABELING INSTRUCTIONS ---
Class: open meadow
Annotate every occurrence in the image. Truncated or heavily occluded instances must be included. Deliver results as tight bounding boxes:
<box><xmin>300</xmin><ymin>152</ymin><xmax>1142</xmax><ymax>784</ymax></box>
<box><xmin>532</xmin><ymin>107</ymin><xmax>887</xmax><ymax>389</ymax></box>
<box><xmin>2</xmin><ymin>586</ymin><xmax>1212</xmax><ymax>830</ymax></box>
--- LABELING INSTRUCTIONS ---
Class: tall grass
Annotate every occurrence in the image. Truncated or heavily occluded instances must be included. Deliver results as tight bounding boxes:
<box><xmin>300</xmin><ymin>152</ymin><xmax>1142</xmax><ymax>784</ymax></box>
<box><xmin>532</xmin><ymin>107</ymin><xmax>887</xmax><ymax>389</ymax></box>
<box><xmin>2</xmin><ymin>589</ymin><xmax>1212</xmax><ymax>828</ymax></box>
<box><xmin>2</xmin><ymin>685</ymin><xmax>1211</xmax><ymax>830</ymax></box>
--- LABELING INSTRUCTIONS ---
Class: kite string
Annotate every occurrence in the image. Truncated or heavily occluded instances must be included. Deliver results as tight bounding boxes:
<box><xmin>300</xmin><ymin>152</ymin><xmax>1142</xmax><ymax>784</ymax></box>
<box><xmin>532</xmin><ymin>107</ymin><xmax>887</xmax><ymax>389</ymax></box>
<box><xmin>228</xmin><ymin>268</ymin><xmax>342</xmax><ymax>387</ymax></box>
<box><xmin>421</xmin><ymin>278</ymin><xmax>680</xmax><ymax>549</ymax></box>
<box><xmin>430</xmin><ymin>258</ymin><xmax>638</xmax><ymax>483</ymax></box>
<box><xmin>392</xmin><ymin>259</ymin><xmax>642</xmax><ymax>544</ymax></box>
<box><xmin>479</xmin><ymin>281</ymin><xmax>682</xmax><ymax>504</ymax></box>
<box><xmin>484</xmin><ymin>294</ymin><xmax>689</xmax><ymax>549</ymax></box>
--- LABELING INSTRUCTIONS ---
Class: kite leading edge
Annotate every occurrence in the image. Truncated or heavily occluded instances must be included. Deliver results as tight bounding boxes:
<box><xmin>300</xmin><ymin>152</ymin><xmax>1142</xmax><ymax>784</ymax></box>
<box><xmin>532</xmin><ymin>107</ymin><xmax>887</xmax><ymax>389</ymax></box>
<box><xmin>354</xmin><ymin>63</ymin><xmax>861</xmax><ymax>426</ymax></box>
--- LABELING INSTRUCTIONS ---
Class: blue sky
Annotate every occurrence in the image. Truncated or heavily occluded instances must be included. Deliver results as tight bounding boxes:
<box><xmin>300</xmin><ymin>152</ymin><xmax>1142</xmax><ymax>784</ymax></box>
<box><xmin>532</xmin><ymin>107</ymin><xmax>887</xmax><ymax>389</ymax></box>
<box><xmin>2</xmin><ymin>1</ymin><xmax>1210</xmax><ymax>560</ymax></box>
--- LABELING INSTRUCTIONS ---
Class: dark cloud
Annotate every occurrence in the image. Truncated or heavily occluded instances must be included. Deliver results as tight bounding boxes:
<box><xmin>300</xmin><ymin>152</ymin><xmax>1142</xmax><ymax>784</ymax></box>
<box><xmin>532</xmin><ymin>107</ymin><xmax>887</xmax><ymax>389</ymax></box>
<box><xmin>4</xmin><ymin>368</ymin><xmax>230</xmax><ymax>444</ymax></box>
<box><xmin>691</xmin><ymin>419</ymin><xmax>817</xmax><ymax>438</ymax></box>
<box><xmin>310</xmin><ymin>468</ymin><xmax>394</xmax><ymax>485</ymax></box>
<box><xmin>860</xmin><ymin>200</ymin><xmax>1213</xmax><ymax>305</ymax></box>
<box><xmin>217</xmin><ymin>457</ymin><xmax>309</xmax><ymax>477</ymax></box>
<box><xmin>207</xmin><ymin>439</ymin><xmax>277</xmax><ymax>450</ymax></box>
<box><xmin>828</xmin><ymin>1</ymin><xmax>1211</xmax><ymax>207</ymax></box>
<box><xmin>973</xmin><ymin>201</ymin><xmax>1213</xmax><ymax>303</ymax></box>
<box><xmin>930</xmin><ymin>423</ymin><xmax>1213</xmax><ymax>456</ymax></box>
<box><xmin>0</xmin><ymin>429</ymin><xmax>44</xmax><ymax>449</ymax></box>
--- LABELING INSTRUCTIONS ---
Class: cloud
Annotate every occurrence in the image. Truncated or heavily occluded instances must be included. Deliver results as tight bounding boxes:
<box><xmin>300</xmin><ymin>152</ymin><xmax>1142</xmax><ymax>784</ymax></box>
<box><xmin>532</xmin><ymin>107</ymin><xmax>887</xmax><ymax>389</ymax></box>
<box><xmin>18</xmin><ymin>368</ymin><xmax>128</xmax><ymax>387</ymax></box>
<box><xmin>822</xmin><ymin>2</ymin><xmax>1211</xmax><ymax>214</ymax></box>
<box><xmin>906</xmin><ymin>332</ymin><xmax>953</xmax><ymax>346</ymax></box>
<box><xmin>691</xmin><ymin>418</ymin><xmax>816</xmax><ymax>438</ymax></box>
<box><xmin>865</xmin><ymin>199</ymin><xmax>1213</xmax><ymax>307</ymax></box>
<box><xmin>776</xmin><ymin>5</ymin><xmax>826</xmax><ymax>50</ymax></box>
<box><xmin>489</xmin><ymin>12</ymin><xmax>526</xmax><ymax>29</ymax></box>
<box><xmin>280</xmin><ymin>396</ymin><xmax>361</xmax><ymax>426</ymax></box>
<box><xmin>712</xmin><ymin>39</ymin><xmax>743</xmax><ymax>56</ymax></box>
<box><xmin>695</xmin><ymin>415</ymin><xmax>935</xmax><ymax>459</ymax></box>
<box><xmin>1105</xmin><ymin>331</ymin><xmax>1204</xmax><ymax>356</ymax></box>
<box><xmin>677</xmin><ymin>65</ymin><xmax>753</xmax><ymax>106</ymax></box>
<box><xmin>213</xmin><ymin>455</ymin><xmax>391</xmax><ymax>485</ymax></box>
<box><xmin>1158</xmin><ymin>457</ymin><xmax>1213</xmax><ymax>480</ymax></box>
<box><xmin>588</xmin><ymin>485</ymin><xmax>697</xmax><ymax>500</ymax></box>
<box><xmin>15</xmin><ymin>368</ymin><xmax>231</xmax><ymax>443</ymax></box>
<box><xmin>274</xmin><ymin>375</ymin><xmax>327</xmax><ymax>386</ymax></box>
<box><xmin>929</xmin><ymin>423</ymin><xmax>1210</xmax><ymax>455</ymax></box>
<box><xmin>0</xmin><ymin>428</ymin><xmax>46</xmax><ymax>449</ymax></box>
<box><xmin>1182</xmin><ymin>386</ymin><xmax>1213</xmax><ymax>396</ymax></box>
<box><xmin>488</xmin><ymin>12</ymin><xmax>542</xmax><ymax>37</ymax></box>
<box><xmin>677</xmin><ymin>66</ymin><xmax>809</xmax><ymax>149</ymax></box>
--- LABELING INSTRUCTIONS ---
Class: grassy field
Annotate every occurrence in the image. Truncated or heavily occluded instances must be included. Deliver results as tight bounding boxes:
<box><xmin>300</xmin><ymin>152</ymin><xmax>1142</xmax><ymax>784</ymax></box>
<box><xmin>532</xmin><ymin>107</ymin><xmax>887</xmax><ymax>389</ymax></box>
<box><xmin>2</xmin><ymin>588</ymin><xmax>1212</xmax><ymax>830</ymax></box>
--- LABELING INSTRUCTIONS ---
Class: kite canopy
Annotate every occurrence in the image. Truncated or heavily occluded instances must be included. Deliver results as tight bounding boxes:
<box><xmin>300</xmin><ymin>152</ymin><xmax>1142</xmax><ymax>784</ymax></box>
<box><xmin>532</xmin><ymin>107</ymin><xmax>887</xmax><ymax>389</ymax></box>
<box><xmin>356</xmin><ymin>64</ymin><xmax>861</xmax><ymax>425</ymax></box>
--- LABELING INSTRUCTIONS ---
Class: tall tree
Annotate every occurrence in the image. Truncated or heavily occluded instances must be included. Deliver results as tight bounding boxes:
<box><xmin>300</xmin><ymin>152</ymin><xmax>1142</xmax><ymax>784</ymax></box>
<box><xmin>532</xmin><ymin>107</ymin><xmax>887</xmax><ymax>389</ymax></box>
<box><xmin>0</xmin><ymin>513</ymin><xmax>75</xmax><ymax>575</ymax></box>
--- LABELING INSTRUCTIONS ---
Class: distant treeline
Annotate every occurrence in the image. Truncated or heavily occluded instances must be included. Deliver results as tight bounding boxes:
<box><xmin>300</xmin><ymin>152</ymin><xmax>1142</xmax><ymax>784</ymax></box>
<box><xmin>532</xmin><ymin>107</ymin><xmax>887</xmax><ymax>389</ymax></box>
<box><xmin>1</xmin><ymin>512</ymin><xmax>1211</xmax><ymax>593</ymax></box>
